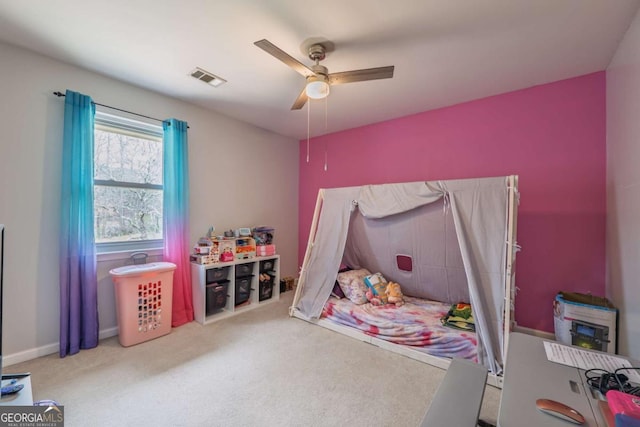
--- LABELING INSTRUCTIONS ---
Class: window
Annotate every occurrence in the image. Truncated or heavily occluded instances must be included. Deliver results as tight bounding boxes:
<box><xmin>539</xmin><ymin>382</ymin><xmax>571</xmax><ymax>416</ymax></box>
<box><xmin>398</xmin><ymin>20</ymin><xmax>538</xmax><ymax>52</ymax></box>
<box><xmin>93</xmin><ymin>111</ymin><xmax>163</xmax><ymax>252</ymax></box>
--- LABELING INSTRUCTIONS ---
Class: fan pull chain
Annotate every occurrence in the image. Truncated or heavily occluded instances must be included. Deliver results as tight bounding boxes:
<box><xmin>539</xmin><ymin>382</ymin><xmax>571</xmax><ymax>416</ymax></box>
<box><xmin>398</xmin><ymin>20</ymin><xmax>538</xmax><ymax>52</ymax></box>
<box><xmin>324</xmin><ymin>95</ymin><xmax>328</xmax><ymax>129</ymax></box>
<box><xmin>324</xmin><ymin>97</ymin><xmax>328</xmax><ymax>171</ymax></box>
<box><xmin>306</xmin><ymin>99</ymin><xmax>310</xmax><ymax>163</ymax></box>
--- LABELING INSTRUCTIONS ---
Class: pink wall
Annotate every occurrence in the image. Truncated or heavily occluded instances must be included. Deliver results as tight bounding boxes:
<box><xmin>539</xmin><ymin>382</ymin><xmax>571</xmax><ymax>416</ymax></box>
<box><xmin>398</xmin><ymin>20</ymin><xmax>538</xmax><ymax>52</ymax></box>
<box><xmin>298</xmin><ymin>72</ymin><xmax>606</xmax><ymax>333</ymax></box>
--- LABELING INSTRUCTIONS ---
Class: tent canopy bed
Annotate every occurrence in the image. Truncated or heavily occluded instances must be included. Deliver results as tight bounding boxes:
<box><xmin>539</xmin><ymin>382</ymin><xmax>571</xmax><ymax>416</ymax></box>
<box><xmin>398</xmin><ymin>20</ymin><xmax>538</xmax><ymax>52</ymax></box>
<box><xmin>291</xmin><ymin>176</ymin><xmax>519</xmax><ymax>387</ymax></box>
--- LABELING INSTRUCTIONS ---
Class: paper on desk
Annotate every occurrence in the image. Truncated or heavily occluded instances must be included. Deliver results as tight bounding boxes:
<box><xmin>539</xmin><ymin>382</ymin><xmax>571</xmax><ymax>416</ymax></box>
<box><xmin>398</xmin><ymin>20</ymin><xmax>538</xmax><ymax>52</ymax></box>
<box><xmin>544</xmin><ymin>341</ymin><xmax>640</xmax><ymax>383</ymax></box>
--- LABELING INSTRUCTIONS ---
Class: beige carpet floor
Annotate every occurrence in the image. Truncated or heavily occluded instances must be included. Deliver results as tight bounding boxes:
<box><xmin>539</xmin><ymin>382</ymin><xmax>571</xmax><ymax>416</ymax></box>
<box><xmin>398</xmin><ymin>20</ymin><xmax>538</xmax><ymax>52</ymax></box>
<box><xmin>6</xmin><ymin>291</ymin><xmax>500</xmax><ymax>426</ymax></box>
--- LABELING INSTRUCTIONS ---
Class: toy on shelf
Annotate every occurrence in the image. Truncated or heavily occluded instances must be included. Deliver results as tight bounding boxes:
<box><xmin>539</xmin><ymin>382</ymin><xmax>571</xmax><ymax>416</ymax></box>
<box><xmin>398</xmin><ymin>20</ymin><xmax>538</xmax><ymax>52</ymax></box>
<box><xmin>253</xmin><ymin>226</ymin><xmax>275</xmax><ymax>256</ymax></box>
<box><xmin>237</xmin><ymin>227</ymin><xmax>252</xmax><ymax>237</ymax></box>
<box><xmin>191</xmin><ymin>236</ymin><xmax>216</xmax><ymax>264</ymax></box>
<box><xmin>219</xmin><ymin>242</ymin><xmax>235</xmax><ymax>262</ymax></box>
<box><xmin>235</xmin><ymin>237</ymin><xmax>256</xmax><ymax>259</ymax></box>
<box><xmin>191</xmin><ymin>224</ymin><xmax>276</xmax><ymax>264</ymax></box>
<box><xmin>256</xmin><ymin>244</ymin><xmax>276</xmax><ymax>256</ymax></box>
<box><xmin>209</xmin><ymin>241</ymin><xmax>220</xmax><ymax>263</ymax></box>
<box><xmin>253</xmin><ymin>226</ymin><xmax>274</xmax><ymax>245</ymax></box>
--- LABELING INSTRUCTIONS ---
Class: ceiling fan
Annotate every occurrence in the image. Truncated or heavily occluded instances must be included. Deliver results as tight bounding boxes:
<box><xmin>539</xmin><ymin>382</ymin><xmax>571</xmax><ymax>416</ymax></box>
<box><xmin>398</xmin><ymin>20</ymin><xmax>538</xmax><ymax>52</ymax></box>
<box><xmin>254</xmin><ymin>38</ymin><xmax>394</xmax><ymax>110</ymax></box>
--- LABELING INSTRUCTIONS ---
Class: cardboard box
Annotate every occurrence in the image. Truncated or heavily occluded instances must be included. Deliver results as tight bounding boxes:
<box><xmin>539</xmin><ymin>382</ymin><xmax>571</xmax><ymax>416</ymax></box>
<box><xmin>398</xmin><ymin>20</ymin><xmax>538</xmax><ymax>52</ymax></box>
<box><xmin>190</xmin><ymin>254</ymin><xmax>211</xmax><ymax>265</ymax></box>
<box><xmin>281</xmin><ymin>276</ymin><xmax>297</xmax><ymax>292</ymax></box>
<box><xmin>193</xmin><ymin>245</ymin><xmax>211</xmax><ymax>255</ymax></box>
<box><xmin>553</xmin><ymin>292</ymin><xmax>618</xmax><ymax>353</ymax></box>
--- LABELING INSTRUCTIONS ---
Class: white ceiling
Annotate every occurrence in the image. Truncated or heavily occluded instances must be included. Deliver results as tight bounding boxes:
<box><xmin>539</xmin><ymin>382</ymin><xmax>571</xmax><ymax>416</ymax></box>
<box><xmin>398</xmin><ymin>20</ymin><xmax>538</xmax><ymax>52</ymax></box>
<box><xmin>0</xmin><ymin>0</ymin><xmax>638</xmax><ymax>140</ymax></box>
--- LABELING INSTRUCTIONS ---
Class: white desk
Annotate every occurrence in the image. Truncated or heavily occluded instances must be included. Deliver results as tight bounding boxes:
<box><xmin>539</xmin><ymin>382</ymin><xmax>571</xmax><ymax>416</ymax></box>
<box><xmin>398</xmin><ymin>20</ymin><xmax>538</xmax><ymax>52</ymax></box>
<box><xmin>498</xmin><ymin>333</ymin><xmax>612</xmax><ymax>427</ymax></box>
<box><xmin>0</xmin><ymin>376</ymin><xmax>33</xmax><ymax>406</ymax></box>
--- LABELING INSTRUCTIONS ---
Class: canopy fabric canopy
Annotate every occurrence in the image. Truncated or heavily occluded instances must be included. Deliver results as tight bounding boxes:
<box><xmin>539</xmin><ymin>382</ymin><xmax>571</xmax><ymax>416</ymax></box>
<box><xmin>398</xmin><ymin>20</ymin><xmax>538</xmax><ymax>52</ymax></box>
<box><xmin>293</xmin><ymin>176</ymin><xmax>514</xmax><ymax>374</ymax></box>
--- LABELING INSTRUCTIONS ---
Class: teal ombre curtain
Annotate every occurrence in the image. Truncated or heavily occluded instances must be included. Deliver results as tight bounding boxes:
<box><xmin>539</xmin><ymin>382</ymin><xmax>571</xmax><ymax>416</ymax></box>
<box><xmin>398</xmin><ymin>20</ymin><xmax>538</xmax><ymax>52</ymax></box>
<box><xmin>59</xmin><ymin>90</ymin><xmax>99</xmax><ymax>357</ymax></box>
<box><xmin>163</xmin><ymin>119</ymin><xmax>193</xmax><ymax>326</ymax></box>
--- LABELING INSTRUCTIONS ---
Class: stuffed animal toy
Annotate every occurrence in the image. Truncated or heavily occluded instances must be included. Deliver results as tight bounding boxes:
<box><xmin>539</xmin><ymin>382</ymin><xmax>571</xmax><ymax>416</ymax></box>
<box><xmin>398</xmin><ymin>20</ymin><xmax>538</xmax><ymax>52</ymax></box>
<box><xmin>385</xmin><ymin>282</ymin><xmax>405</xmax><ymax>306</ymax></box>
<box><xmin>365</xmin><ymin>289</ymin><xmax>384</xmax><ymax>306</ymax></box>
<box><xmin>364</xmin><ymin>272</ymin><xmax>389</xmax><ymax>306</ymax></box>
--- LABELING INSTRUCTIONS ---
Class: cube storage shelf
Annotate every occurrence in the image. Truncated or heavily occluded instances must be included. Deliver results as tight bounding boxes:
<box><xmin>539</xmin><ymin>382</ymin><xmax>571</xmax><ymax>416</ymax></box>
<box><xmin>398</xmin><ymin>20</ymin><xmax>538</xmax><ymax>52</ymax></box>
<box><xmin>191</xmin><ymin>255</ymin><xmax>280</xmax><ymax>325</ymax></box>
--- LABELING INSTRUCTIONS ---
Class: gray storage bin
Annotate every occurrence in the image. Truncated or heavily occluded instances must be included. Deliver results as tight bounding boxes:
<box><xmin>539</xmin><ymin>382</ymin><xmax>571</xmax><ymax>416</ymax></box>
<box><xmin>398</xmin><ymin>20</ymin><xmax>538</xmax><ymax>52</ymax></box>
<box><xmin>206</xmin><ymin>280</ymin><xmax>229</xmax><ymax>314</ymax></box>
<box><xmin>206</xmin><ymin>266</ymin><xmax>230</xmax><ymax>284</ymax></box>
<box><xmin>259</xmin><ymin>259</ymin><xmax>275</xmax><ymax>273</ymax></box>
<box><xmin>235</xmin><ymin>275</ymin><xmax>253</xmax><ymax>305</ymax></box>
<box><xmin>235</xmin><ymin>263</ymin><xmax>253</xmax><ymax>277</ymax></box>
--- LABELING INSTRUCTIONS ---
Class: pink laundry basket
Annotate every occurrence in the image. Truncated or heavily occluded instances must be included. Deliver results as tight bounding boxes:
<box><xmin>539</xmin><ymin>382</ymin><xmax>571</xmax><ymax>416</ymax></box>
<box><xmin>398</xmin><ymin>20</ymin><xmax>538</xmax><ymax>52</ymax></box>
<box><xmin>109</xmin><ymin>262</ymin><xmax>176</xmax><ymax>347</ymax></box>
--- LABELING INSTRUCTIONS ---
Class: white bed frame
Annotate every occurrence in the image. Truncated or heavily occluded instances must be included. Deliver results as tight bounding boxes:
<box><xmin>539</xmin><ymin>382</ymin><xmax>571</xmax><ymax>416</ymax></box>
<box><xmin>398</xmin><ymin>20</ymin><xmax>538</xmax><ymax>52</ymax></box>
<box><xmin>291</xmin><ymin>175</ymin><xmax>519</xmax><ymax>388</ymax></box>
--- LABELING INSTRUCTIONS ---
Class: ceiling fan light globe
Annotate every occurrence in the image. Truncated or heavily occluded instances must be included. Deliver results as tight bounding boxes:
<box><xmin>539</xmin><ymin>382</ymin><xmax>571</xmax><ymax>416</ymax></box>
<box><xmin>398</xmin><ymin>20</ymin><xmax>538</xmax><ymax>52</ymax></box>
<box><xmin>306</xmin><ymin>80</ymin><xmax>330</xmax><ymax>99</ymax></box>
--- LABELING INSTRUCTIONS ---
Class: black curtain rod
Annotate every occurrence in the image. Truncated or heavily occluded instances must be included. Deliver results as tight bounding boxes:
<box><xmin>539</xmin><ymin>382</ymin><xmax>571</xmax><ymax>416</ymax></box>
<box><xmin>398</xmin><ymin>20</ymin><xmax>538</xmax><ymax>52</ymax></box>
<box><xmin>53</xmin><ymin>91</ymin><xmax>189</xmax><ymax>128</ymax></box>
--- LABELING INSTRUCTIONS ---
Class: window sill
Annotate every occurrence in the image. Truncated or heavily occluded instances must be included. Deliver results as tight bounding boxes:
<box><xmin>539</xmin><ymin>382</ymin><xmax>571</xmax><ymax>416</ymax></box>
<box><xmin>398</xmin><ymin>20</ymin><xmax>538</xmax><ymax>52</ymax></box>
<box><xmin>97</xmin><ymin>247</ymin><xmax>163</xmax><ymax>263</ymax></box>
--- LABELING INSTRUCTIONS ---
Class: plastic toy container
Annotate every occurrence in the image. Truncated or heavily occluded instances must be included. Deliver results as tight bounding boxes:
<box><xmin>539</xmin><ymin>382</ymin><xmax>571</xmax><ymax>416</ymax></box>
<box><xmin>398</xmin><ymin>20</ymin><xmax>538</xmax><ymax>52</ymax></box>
<box><xmin>259</xmin><ymin>259</ymin><xmax>276</xmax><ymax>273</ymax></box>
<box><xmin>259</xmin><ymin>273</ymin><xmax>274</xmax><ymax>301</ymax></box>
<box><xmin>206</xmin><ymin>266</ymin><xmax>230</xmax><ymax>284</ymax></box>
<box><xmin>206</xmin><ymin>280</ymin><xmax>229</xmax><ymax>314</ymax></box>
<box><xmin>235</xmin><ymin>263</ymin><xmax>253</xmax><ymax>277</ymax></box>
<box><xmin>256</xmin><ymin>245</ymin><xmax>276</xmax><ymax>256</ymax></box>
<box><xmin>252</xmin><ymin>226</ymin><xmax>275</xmax><ymax>245</ymax></box>
<box><xmin>109</xmin><ymin>262</ymin><xmax>176</xmax><ymax>347</ymax></box>
<box><xmin>235</xmin><ymin>275</ymin><xmax>253</xmax><ymax>306</ymax></box>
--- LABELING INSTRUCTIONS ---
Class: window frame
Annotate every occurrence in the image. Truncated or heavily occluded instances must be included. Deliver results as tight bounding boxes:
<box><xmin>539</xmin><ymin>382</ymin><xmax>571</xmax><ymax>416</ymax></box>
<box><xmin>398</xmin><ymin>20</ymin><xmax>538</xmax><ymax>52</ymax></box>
<box><xmin>93</xmin><ymin>110</ymin><xmax>164</xmax><ymax>255</ymax></box>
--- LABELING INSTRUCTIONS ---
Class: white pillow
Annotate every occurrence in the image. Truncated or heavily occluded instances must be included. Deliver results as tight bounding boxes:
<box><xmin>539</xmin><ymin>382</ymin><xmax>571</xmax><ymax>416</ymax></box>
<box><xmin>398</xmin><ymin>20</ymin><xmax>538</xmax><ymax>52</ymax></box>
<box><xmin>336</xmin><ymin>268</ymin><xmax>371</xmax><ymax>305</ymax></box>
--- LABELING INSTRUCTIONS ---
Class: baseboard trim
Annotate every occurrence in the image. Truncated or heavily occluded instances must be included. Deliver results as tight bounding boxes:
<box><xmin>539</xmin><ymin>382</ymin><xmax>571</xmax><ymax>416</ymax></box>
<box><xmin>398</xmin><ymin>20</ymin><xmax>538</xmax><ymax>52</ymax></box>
<box><xmin>99</xmin><ymin>327</ymin><xmax>119</xmax><ymax>341</ymax></box>
<box><xmin>4</xmin><ymin>343</ymin><xmax>58</xmax><ymax>367</ymax></box>
<box><xmin>513</xmin><ymin>325</ymin><xmax>555</xmax><ymax>340</ymax></box>
<box><xmin>4</xmin><ymin>327</ymin><xmax>119</xmax><ymax>367</ymax></box>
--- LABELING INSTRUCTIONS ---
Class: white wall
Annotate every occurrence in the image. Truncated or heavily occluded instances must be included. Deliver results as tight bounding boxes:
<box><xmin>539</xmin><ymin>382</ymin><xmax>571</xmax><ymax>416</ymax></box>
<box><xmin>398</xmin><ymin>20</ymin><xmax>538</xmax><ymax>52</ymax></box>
<box><xmin>0</xmin><ymin>42</ymin><xmax>299</xmax><ymax>363</ymax></box>
<box><xmin>606</xmin><ymin>8</ymin><xmax>640</xmax><ymax>359</ymax></box>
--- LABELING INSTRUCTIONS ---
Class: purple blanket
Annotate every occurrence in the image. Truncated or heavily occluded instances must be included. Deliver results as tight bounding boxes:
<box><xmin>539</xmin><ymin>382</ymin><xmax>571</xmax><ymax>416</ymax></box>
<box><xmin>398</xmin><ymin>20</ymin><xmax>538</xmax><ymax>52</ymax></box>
<box><xmin>321</xmin><ymin>296</ymin><xmax>477</xmax><ymax>362</ymax></box>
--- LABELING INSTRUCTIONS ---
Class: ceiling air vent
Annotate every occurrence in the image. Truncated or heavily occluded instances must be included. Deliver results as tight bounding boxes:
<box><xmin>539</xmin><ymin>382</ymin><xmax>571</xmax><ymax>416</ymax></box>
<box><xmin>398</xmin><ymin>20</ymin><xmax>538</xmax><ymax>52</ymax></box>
<box><xmin>189</xmin><ymin>67</ymin><xmax>227</xmax><ymax>87</ymax></box>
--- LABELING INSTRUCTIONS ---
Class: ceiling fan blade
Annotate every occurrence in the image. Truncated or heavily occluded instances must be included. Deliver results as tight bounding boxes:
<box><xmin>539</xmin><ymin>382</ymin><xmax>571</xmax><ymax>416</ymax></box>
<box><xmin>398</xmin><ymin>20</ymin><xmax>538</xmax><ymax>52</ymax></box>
<box><xmin>254</xmin><ymin>39</ymin><xmax>316</xmax><ymax>78</ymax></box>
<box><xmin>291</xmin><ymin>87</ymin><xmax>308</xmax><ymax>110</ymax></box>
<box><xmin>328</xmin><ymin>66</ymin><xmax>394</xmax><ymax>85</ymax></box>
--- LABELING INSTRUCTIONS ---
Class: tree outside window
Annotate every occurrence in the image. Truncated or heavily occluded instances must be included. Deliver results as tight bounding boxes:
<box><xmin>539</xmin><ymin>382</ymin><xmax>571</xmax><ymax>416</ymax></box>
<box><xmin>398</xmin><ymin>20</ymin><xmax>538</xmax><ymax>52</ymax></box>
<box><xmin>93</xmin><ymin>115</ymin><xmax>163</xmax><ymax>248</ymax></box>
